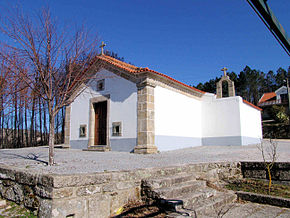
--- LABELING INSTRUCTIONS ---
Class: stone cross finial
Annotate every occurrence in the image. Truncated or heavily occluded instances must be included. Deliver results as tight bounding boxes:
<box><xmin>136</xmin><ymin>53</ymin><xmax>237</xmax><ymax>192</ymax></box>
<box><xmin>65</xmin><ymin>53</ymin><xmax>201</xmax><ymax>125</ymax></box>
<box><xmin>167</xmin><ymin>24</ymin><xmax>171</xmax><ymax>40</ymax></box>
<box><xmin>99</xmin><ymin>41</ymin><xmax>106</xmax><ymax>55</ymax></box>
<box><xmin>221</xmin><ymin>67</ymin><xmax>228</xmax><ymax>76</ymax></box>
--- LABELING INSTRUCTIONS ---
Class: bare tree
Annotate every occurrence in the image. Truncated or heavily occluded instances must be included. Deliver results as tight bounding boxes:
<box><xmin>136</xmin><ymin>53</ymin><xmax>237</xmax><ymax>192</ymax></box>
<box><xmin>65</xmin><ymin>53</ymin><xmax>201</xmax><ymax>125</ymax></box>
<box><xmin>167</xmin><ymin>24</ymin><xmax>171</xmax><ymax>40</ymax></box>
<box><xmin>0</xmin><ymin>54</ymin><xmax>13</xmax><ymax>148</ymax></box>
<box><xmin>257</xmin><ymin>139</ymin><xmax>278</xmax><ymax>193</ymax></box>
<box><xmin>0</xmin><ymin>7</ymin><xmax>103</xmax><ymax>165</ymax></box>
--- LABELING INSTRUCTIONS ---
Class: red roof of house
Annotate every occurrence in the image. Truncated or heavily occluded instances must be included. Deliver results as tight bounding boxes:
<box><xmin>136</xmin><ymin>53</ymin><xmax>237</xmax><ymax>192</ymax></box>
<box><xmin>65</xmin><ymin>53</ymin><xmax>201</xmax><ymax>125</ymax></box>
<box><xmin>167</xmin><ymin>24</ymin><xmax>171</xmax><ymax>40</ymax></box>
<box><xmin>258</xmin><ymin>92</ymin><xmax>276</xmax><ymax>103</ymax></box>
<box><xmin>97</xmin><ymin>55</ymin><xmax>205</xmax><ymax>94</ymax></box>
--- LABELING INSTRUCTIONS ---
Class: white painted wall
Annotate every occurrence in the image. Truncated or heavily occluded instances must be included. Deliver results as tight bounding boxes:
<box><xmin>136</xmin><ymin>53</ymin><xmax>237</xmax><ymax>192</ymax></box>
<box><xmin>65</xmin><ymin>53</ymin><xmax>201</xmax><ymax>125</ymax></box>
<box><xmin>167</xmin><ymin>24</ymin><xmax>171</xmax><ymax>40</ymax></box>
<box><xmin>70</xmin><ymin>69</ymin><xmax>137</xmax><ymax>150</ymax></box>
<box><xmin>154</xmin><ymin>86</ymin><xmax>202</xmax><ymax>151</ymax></box>
<box><xmin>275</xmin><ymin>86</ymin><xmax>287</xmax><ymax>100</ymax></box>
<box><xmin>70</xmin><ymin>92</ymin><xmax>90</xmax><ymax>141</ymax></box>
<box><xmin>202</xmin><ymin>96</ymin><xmax>242</xmax><ymax>138</ymax></box>
<box><xmin>240</xmin><ymin>101</ymin><xmax>262</xmax><ymax>142</ymax></box>
<box><xmin>202</xmin><ymin>94</ymin><xmax>262</xmax><ymax>146</ymax></box>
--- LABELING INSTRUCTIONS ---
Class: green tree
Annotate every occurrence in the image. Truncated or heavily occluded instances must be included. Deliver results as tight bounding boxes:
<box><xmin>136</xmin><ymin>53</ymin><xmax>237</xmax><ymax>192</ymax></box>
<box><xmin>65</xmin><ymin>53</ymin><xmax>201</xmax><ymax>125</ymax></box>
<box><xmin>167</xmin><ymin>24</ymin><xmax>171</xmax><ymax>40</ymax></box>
<box><xmin>265</xmin><ymin>70</ymin><xmax>276</xmax><ymax>92</ymax></box>
<box><xmin>275</xmin><ymin>68</ymin><xmax>287</xmax><ymax>88</ymax></box>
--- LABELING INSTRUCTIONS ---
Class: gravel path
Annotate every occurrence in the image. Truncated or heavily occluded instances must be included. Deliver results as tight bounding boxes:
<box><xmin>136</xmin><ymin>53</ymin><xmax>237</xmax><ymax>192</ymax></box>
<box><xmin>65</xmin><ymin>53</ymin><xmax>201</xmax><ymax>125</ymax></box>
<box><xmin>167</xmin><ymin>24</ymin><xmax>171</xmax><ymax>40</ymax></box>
<box><xmin>0</xmin><ymin>140</ymin><xmax>289</xmax><ymax>175</ymax></box>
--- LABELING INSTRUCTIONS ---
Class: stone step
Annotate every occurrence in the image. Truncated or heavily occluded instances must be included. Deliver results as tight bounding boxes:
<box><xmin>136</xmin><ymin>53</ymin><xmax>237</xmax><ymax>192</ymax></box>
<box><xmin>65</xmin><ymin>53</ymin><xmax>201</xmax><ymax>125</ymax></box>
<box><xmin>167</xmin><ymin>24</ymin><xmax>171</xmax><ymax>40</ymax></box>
<box><xmin>159</xmin><ymin>187</ymin><xmax>217</xmax><ymax>212</ymax></box>
<box><xmin>178</xmin><ymin>187</ymin><xmax>217</xmax><ymax>209</ymax></box>
<box><xmin>143</xmin><ymin>173</ymin><xmax>197</xmax><ymax>189</ymax></box>
<box><xmin>83</xmin><ymin>145</ymin><xmax>110</xmax><ymax>152</ymax></box>
<box><xmin>154</xmin><ymin>180</ymin><xmax>207</xmax><ymax>199</ymax></box>
<box><xmin>184</xmin><ymin>192</ymin><xmax>237</xmax><ymax>217</ymax></box>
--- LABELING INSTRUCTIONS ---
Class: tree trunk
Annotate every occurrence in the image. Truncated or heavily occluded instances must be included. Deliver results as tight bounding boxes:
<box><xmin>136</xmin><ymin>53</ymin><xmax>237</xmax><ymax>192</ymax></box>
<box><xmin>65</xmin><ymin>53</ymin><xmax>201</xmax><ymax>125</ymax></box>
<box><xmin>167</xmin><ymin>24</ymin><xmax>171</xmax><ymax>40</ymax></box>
<box><xmin>56</xmin><ymin>110</ymin><xmax>59</xmax><ymax>144</ymax></box>
<box><xmin>48</xmin><ymin>113</ymin><xmax>55</xmax><ymax>166</ymax></box>
<box><xmin>18</xmin><ymin>99</ymin><xmax>23</xmax><ymax>147</ymax></box>
<box><xmin>61</xmin><ymin>107</ymin><xmax>65</xmax><ymax>144</ymax></box>
<box><xmin>267</xmin><ymin>165</ymin><xmax>272</xmax><ymax>194</ymax></box>
<box><xmin>30</xmin><ymin>98</ymin><xmax>35</xmax><ymax>146</ymax></box>
<box><xmin>24</xmin><ymin>101</ymin><xmax>28</xmax><ymax>147</ymax></box>
<box><xmin>39</xmin><ymin>99</ymin><xmax>43</xmax><ymax>145</ymax></box>
<box><xmin>0</xmin><ymin>97</ymin><xmax>3</xmax><ymax>148</ymax></box>
<box><xmin>14</xmin><ymin>94</ymin><xmax>17</xmax><ymax>148</ymax></box>
<box><xmin>43</xmin><ymin>102</ymin><xmax>48</xmax><ymax>145</ymax></box>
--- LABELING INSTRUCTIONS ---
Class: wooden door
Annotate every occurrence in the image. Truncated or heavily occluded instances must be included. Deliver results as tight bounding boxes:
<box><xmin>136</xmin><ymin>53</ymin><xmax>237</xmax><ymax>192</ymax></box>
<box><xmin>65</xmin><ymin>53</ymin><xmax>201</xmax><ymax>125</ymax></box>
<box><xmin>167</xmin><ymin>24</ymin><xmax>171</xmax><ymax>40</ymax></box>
<box><xmin>94</xmin><ymin>101</ymin><xmax>107</xmax><ymax>145</ymax></box>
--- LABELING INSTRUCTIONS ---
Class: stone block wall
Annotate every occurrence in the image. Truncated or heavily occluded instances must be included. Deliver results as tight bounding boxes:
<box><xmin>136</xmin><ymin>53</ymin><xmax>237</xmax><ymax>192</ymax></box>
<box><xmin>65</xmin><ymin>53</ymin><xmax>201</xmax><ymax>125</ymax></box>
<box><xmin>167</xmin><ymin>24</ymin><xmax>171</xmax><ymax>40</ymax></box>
<box><xmin>241</xmin><ymin>162</ymin><xmax>290</xmax><ymax>184</ymax></box>
<box><xmin>0</xmin><ymin>162</ymin><xmax>242</xmax><ymax>217</ymax></box>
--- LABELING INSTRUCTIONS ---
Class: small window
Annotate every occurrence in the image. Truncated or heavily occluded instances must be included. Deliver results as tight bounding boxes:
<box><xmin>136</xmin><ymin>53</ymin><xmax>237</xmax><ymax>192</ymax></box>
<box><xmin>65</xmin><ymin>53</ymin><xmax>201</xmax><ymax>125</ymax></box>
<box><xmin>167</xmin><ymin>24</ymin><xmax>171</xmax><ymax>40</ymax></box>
<box><xmin>79</xmin><ymin>125</ymin><xmax>87</xmax><ymax>138</ymax></box>
<box><xmin>112</xmin><ymin>122</ymin><xmax>122</xmax><ymax>136</ymax></box>
<box><xmin>97</xmin><ymin>79</ymin><xmax>105</xmax><ymax>91</ymax></box>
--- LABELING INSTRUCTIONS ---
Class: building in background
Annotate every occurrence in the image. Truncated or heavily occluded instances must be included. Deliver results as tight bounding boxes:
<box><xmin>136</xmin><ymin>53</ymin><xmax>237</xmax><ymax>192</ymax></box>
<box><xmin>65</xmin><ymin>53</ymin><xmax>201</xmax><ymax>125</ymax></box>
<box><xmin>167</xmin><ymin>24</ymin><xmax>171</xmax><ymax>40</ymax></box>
<box><xmin>258</xmin><ymin>86</ymin><xmax>289</xmax><ymax>108</ymax></box>
<box><xmin>258</xmin><ymin>86</ymin><xmax>289</xmax><ymax>138</ymax></box>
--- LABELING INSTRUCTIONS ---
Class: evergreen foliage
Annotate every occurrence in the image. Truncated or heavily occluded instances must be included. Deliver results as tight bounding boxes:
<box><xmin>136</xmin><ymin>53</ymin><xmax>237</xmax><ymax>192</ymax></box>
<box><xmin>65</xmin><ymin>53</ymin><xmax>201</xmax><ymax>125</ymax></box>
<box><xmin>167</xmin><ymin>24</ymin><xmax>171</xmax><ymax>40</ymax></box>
<box><xmin>195</xmin><ymin>66</ymin><xmax>290</xmax><ymax>105</ymax></box>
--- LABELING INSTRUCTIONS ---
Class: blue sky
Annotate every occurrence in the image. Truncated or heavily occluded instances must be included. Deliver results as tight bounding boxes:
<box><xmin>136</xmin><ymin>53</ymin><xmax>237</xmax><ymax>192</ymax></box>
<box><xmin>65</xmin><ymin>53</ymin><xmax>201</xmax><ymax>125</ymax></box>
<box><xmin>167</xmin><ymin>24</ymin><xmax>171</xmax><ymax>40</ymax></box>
<box><xmin>1</xmin><ymin>0</ymin><xmax>289</xmax><ymax>85</ymax></box>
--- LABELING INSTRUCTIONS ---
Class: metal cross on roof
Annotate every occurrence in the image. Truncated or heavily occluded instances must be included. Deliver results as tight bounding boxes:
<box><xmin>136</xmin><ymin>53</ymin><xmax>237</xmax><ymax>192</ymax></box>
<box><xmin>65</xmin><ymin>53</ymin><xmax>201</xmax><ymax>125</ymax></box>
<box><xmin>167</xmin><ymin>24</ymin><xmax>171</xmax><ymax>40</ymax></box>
<box><xmin>221</xmin><ymin>67</ymin><xmax>228</xmax><ymax>76</ymax></box>
<box><xmin>100</xmin><ymin>41</ymin><xmax>106</xmax><ymax>55</ymax></box>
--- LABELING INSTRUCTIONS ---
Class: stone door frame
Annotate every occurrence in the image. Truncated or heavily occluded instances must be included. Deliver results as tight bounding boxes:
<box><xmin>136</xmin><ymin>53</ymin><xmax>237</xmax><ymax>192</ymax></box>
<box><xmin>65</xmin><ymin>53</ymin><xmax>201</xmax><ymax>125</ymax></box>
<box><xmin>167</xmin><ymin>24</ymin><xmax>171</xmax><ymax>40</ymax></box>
<box><xmin>88</xmin><ymin>95</ymin><xmax>111</xmax><ymax>149</ymax></box>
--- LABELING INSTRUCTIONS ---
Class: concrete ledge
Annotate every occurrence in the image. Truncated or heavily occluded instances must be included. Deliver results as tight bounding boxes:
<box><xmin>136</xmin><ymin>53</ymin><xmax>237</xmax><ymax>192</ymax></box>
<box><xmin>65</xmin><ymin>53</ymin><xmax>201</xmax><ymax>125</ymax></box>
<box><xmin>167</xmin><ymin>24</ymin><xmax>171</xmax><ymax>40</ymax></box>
<box><xmin>236</xmin><ymin>191</ymin><xmax>290</xmax><ymax>208</ymax></box>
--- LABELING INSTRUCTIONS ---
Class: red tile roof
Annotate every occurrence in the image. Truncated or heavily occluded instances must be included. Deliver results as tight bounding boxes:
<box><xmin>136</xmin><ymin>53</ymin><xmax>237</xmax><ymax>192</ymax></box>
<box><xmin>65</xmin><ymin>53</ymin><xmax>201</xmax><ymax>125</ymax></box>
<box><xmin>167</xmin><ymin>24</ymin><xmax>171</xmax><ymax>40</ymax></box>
<box><xmin>96</xmin><ymin>55</ymin><xmax>262</xmax><ymax>112</ymax></box>
<box><xmin>258</xmin><ymin>92</ymin><xmax>276</xmax><ymax>103</ymax></box>
<box><xmin>97</xmin><ymin>55</ymin><xmax>205</xmax><ymax>94</ymax></box>
<box><xmin>243</xmin><ymin>99</ymin><xmax>262</xmax><ymax>111</ymax></box>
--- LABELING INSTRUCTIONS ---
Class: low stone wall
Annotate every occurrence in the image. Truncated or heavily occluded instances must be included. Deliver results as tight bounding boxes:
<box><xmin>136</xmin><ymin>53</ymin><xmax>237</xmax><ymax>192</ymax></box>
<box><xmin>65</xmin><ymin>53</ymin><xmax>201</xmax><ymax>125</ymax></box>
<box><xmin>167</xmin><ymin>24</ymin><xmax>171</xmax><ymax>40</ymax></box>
<box><xmin>236</xmin><ymin>191</ymin><xmax>290</xmax><ymax>208</ymax></box>
<box><xmin>0</xmin><ymin>162</ymin><xmax>241</xmax><ymax>218</ymax></box>
<box><xmin>241</xmin><ymin>162</ymin><xmax>290</xmax><ymax>184</ymax></box>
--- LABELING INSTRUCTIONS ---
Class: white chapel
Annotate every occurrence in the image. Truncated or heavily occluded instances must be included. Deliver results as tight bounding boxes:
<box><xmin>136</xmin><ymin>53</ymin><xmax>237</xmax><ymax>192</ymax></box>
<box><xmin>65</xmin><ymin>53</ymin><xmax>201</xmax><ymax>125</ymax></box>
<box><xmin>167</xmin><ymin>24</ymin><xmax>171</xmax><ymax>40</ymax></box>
<box><xmin>64</xmin><ymin>54</ymin><xmax>262</xmax><ymax>153</ymax></box>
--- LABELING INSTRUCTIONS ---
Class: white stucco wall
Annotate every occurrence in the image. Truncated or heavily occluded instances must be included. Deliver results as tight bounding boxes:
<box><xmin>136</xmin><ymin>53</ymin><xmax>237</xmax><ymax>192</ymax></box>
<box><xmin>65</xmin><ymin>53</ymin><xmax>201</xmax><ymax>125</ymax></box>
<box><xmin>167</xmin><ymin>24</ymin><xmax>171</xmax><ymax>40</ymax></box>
<box><xmin>154</xmin><ymin>86</ymin><xmax>202</xmax><ymax>151</ymax></box>
<box><xmin>202</xmin><ymin>96</ymin><xmax>241</xmax><ymax>137</ymax></box>
<box><xmin>70</xmin><ymin>69</ymin><xmax>137</xmax><ymax>151</ymax></box>
<box><xmin>202</xmin><ymin>96</ymin><xmax>242</xmax><ymax>145</ymax></box>
<box><xmin>240</xmin><ymin>101</ymin><xmax>262</xmax><ymax>145</ymax></box>
<box><xmin>70</xmin><ymin>92</ymin><xmax>90</xmax><ymax>141</ymax></box>
<box><xmin>201</xmin><ymin>95</ymin><xmax>262</xmax><ymax>146</ymax></box>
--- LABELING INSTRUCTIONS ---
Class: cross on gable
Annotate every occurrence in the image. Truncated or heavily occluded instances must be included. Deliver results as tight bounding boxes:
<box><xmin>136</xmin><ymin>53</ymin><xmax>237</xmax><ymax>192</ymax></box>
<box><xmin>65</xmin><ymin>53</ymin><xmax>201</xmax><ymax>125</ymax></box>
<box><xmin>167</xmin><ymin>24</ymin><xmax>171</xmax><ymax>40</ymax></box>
<box><xmin>221</xmin><ymin>67</ymin><xmax>228</xmax><ymax>76</ymax></box>
<box><xmin>99</xmin><ymin>41</ymin><xmax>106</xmax><ymax>55</ymax></box>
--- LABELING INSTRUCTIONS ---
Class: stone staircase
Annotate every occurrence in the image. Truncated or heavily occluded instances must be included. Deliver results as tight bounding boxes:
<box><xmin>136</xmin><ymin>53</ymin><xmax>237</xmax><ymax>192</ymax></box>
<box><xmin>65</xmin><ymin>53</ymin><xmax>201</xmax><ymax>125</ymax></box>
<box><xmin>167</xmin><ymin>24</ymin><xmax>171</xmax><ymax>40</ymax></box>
<box><xmin>142</xmin><ymin>172</ymin><xmax>237</xmax><ymax>217</ymax></box>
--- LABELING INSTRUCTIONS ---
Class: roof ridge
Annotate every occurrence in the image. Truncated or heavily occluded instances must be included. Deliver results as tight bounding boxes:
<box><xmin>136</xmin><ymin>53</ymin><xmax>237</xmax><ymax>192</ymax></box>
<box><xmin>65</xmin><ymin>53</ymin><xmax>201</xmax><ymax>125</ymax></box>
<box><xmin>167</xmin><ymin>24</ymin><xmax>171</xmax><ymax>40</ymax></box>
<box><xmin>99</xmin><ymin>54</ymin><xmax>139</xmax><ymax>70</ymax></box>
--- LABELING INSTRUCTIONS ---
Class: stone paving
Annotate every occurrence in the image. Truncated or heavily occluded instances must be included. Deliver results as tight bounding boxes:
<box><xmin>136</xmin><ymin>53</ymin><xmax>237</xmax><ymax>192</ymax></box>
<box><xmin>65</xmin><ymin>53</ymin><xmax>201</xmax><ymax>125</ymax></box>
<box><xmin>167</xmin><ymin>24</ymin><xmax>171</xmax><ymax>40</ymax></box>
<box><xmin>222</xmin><ymin>202</ymin><xmax>290</xmax><ymax>218</ymax></box>
<box><xmin>0</xmin><ymin>140</ymin><xmax>289</xmax><ymax>175</ymax></box>
<box><xmin>168</xmin><ymin>202</ymin><xmax>290</xmax><ymax>217</ymax></box>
